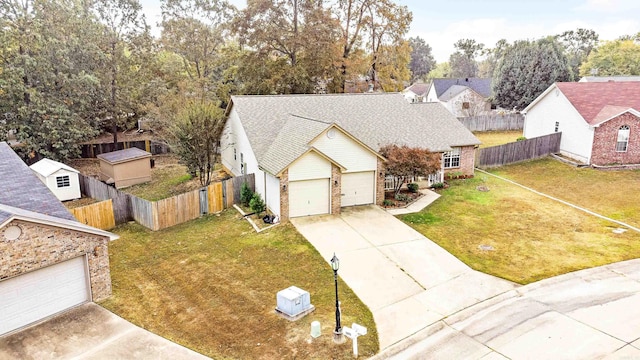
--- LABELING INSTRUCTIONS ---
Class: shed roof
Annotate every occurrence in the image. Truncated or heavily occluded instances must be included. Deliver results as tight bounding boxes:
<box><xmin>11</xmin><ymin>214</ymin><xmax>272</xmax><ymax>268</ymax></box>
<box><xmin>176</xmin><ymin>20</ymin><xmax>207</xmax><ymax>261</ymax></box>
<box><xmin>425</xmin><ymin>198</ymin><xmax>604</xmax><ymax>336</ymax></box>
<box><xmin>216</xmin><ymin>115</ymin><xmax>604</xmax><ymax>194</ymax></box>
<box><xmin>0</xmin><ymin>142</ymin><xmax>76</xmax><ymax>222</ymax></box>
<box><xmin>30</xmin><ymin>158</ymin><xmax>79</xmax><ymax>177</ymax></box>
<box><xmin>432</xmin><ymin>78</ymin><xmax>492</xmax><ymax>98</ymax></box>
<box><xmin>97</xmin><ymin>147</ymin><xmax>151</xmax><ymax>164</ymax></box>
<box><xmin>229</xmin><ymin>93</ymin><xmax>480</xmax><ymax>175</ymax></box>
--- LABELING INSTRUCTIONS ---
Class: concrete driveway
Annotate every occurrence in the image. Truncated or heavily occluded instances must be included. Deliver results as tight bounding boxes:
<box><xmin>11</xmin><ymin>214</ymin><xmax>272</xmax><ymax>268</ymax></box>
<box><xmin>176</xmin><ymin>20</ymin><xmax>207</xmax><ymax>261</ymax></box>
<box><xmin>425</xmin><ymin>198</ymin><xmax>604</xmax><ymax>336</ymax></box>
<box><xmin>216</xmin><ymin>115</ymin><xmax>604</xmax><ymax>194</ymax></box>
<box><xmin>0</xmin><ymin>303</ymin><xmax>209</xmax><ymax>360</ymax></box>
<box><xmin>291</xmin><ymin>205</ymin><xmax>517</xmax><ymax>349</ymax></box>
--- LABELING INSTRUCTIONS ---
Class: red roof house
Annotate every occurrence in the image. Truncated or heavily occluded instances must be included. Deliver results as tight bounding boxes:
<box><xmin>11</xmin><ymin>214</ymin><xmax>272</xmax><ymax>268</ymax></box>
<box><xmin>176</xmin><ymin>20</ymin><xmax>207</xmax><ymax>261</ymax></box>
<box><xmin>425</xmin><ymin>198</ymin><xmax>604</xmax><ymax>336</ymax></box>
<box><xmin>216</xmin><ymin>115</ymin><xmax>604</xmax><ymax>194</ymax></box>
<box><xmin>523</xmin><ymin>82</ymin><xmax>640</xmax><ymax>166</ymax></box>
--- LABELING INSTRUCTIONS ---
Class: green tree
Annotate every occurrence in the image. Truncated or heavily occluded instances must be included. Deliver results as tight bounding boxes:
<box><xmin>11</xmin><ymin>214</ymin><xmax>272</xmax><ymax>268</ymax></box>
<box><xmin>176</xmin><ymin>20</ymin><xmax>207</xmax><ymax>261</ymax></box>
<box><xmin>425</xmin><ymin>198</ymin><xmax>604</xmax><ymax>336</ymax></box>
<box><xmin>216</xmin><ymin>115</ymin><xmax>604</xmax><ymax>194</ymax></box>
<box><xmin>375</xmin><ymin>41</ymin><xmax>411</xmax><ymax>91</ymax></box>
<box><xmin>478</xmin><ymin>39</ymin><xmax>508</xmax><ymax>78</ymax></box>
<box><xmin>557</xmin><ymin>28</ymin><xmax>599</xmax><ymax>80</ymax></box>
<box><xmin>168</xmin><ymin>101</ymin><xmax>226</xmax><ymax>186</ymax></box>
<box><xmin>493</xmin><ymin>37</ymin><xmax>571</xmax><ymax>110</ymax></box>
<box><xmin>449</xmin><ymin>39</ymin><xmax>484</xmax><ymax>78</ymax></box>
<box><xmin>94</xmin><ymin>0</ymin><xmax>149</xmax><ymax>146</ymax></box>
<box><xmin>379</xmin><ymin>144</ymin><xmax>441</xmax><ymax>196</ymax></box>
<box><xmin>408</xmin><ymin>36</ymin><xmax>435</xmax><ymax>83</ymax></box>
<box><xmin>579</xmin><ymin>39</ymin><xmax>640</xmax><ymax>77</ymax></box>
<box><xmin>428</xmin><ymin>62</ymin><xmax>451</xmax><ymax>79</ymax></box>
<box><xmin>0</xmin><ymin>0</ymin><xmax>104</xmax><ymax>161</ymax></box>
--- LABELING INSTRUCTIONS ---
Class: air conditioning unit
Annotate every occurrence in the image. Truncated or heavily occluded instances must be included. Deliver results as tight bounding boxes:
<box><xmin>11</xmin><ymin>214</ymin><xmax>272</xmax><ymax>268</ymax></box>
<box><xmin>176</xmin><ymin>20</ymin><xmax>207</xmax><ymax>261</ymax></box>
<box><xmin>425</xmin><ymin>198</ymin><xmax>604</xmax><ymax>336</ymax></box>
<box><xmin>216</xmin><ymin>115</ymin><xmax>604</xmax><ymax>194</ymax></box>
<box><xmin>275</xmin><ymin>286</ymin><xmax>315</xmax><ymax>321</ymax></box>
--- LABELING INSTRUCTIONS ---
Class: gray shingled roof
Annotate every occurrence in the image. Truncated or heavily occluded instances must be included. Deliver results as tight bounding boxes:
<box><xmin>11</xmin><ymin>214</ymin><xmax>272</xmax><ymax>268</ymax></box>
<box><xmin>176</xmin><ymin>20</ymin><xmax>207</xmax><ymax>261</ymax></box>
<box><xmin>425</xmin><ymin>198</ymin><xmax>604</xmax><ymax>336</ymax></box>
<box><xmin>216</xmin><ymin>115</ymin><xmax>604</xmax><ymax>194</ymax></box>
<box><xmin>580</xmin><ymin>76</ymin><xmax>640</xmax><ymax>82</ymax></box>
<box><xmin>97</xmin><ymin>147</ymin><xmax>151</xmax><ymax>164</ymax></box>
<box><xmin>230</xmin><ymin>93</ymin><xmax>480</xmax><ymax>175</ymax></box>
<box><xmin>404</xmin><ymin>83</ymin><xmax>430</xmax><ymax>96</ymax></box>
<box><xmin>0</xmin><ymin>142</ymin><xmax>76</xmax><ymax>222</ymax></box>
<box><xmin>439</xmin><ymin>85</ymin><xmax>469</xmax><ymax>102</ymax></box>
<box><xmin>259</xmin><ymin>115</ymin><xmax>332</xmax><ymax>175</ymax></box>
<box><xmin>432</xmin><ymin>78</ymin><xmax>492</xmax><ymax>98</ymax></box>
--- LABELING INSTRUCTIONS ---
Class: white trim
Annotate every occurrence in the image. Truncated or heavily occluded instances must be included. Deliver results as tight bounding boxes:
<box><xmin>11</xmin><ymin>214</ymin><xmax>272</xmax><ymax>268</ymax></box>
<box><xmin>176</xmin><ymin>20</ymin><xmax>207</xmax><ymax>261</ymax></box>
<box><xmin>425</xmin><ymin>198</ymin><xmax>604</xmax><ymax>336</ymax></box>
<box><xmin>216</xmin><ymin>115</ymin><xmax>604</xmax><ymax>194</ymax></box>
<box><xmin>0</xmin><ymin>214</ymin><xmax>118</xmax><ymax>241</ymax></box>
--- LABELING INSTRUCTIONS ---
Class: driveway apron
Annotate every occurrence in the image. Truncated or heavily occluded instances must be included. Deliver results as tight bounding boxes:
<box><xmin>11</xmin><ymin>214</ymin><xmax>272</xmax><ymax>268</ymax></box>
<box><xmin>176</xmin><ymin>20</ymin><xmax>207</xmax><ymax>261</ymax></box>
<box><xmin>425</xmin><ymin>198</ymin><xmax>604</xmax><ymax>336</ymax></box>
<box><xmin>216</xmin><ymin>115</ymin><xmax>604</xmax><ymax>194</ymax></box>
<box><xmin>291</xmin><ymin>205</ymin><xmax>517</xmax><ymax>349</ymax></box>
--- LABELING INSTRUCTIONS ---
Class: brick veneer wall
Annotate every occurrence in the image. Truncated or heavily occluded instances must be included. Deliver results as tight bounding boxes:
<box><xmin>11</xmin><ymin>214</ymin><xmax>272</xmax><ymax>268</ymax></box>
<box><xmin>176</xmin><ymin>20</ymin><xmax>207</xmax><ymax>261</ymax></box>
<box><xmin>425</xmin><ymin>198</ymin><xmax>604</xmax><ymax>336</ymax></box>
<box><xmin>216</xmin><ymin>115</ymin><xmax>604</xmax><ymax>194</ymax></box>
<box><xmin>331</xmin><ymin>165</ymin><xmax>341</xmax><ymax>215</ymax></box>
<box><xmin>376</xmin><ymin>158</ymin><xmax>385</xmax><ymax>206</ymax></box>
<box><xmin>444</xmin><ymin>146</ymin><xmax>476</xmax><ymax>177</ymax></box>
<box><xmin>279</xmin><ymin>170</ymin><xmax>290</xmax><ymax>222</ymax></box>
<box><xmin>0</xmin><ymin>220</ymin><xmax>111</xmax><ymax>301</ymax></box>
<box><xmin>591</xmin><ymin>113</ymin><xmax>640</xmax><ymax>166</ymax></box>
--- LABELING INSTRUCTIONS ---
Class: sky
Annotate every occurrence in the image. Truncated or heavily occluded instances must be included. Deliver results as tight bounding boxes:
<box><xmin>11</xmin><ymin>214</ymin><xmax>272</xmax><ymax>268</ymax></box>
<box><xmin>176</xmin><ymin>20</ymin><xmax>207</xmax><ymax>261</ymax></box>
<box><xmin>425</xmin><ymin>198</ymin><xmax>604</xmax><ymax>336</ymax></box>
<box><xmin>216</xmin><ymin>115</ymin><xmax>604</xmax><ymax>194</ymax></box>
<box><xmin>140</xmin><ymin>0</ymin><xmax>640</xmax><ymax>63</ymax></box>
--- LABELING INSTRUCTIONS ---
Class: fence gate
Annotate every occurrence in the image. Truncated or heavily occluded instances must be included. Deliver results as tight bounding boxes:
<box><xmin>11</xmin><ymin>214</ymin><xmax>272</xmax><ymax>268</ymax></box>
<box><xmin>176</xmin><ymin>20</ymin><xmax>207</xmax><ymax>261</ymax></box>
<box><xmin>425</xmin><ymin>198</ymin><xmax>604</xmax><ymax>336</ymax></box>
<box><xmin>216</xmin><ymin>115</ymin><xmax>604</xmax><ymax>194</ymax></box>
<box><xmin>199</xmin><ymin>188</ymin><xmax>209</xmax><ymax>215</ymax></box>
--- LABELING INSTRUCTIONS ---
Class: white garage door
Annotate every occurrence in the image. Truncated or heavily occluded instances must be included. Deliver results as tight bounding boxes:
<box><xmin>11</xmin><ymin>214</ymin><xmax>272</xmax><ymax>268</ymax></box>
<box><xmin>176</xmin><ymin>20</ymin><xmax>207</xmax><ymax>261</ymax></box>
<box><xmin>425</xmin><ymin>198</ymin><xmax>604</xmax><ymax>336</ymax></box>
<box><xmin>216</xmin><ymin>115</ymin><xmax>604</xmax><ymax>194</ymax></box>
<box><xmin>289</xmin><ymin>178</ymin><xmax>330</xmax><ymax>218</ymax></box>
<box><xmin>341</xmin><ymin>171</ymin><xmax>375</xmax><ymax>207</ymax></box>
<box><xmin>0</xmin><ymin>256</ymin><xmax>89</xmax><ymax>335</ymax></box>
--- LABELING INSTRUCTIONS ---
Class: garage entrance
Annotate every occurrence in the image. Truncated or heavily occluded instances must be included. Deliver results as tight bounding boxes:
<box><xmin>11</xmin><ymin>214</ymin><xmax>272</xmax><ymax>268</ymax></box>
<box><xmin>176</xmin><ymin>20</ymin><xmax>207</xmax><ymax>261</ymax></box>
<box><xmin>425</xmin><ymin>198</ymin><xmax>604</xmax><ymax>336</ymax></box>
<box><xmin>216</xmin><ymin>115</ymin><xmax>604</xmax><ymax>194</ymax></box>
<box><xmin>0</xmin><ymin>256</ymin><xmax>90</xmax><ymax>335</ymax></box>
<box><xmin>288</xmin><ymin>178</ymin><xmax>330</xmax><ymax>218</ymax></box>
<box><xmin>341</xmin><ymin>171</ymin><xmax>375</xmax><ymax>207</ymax></box>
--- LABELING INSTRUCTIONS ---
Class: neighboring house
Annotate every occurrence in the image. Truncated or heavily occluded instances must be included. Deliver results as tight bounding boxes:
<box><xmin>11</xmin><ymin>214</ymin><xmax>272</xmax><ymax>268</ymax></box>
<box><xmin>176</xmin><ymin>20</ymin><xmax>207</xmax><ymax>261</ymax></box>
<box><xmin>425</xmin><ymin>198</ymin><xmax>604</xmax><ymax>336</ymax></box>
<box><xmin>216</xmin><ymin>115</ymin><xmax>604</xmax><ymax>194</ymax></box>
<box><xmin>221</xmin><ymin>93</ymin><xmax>480</xmax><ymax>221</ymax></box>
<box><xmin>0</xmin><ymin>142</ymin><xmax>117</xmax><ymax>336</ymax></box>
<box><xmin>30</xmin><ymin>158</ymin><xmax>81</xmax><ymax>202</ymax></box>
<box><xmin>426</xmin><ymin>78</ymin><xmax>492</xmax><ymax>117</ymax></box>
<box><xmin>402</xmin><ymin>82</ymin><xmax>430</xmax><ymax>103</ymax></box>
<box><xmin>579</xmin><ymin>76</ymin><xmax>640</xmax><ymax>82</ymax></box>
<box><xmin>523</xmin><ymin>82</ymin><xmax>640</xmax><ymax>165</ymax></box>
<box><xmin>97</xmin><ymin>147</ymin><xmax>152</xmax><ymax>188</ymax></box>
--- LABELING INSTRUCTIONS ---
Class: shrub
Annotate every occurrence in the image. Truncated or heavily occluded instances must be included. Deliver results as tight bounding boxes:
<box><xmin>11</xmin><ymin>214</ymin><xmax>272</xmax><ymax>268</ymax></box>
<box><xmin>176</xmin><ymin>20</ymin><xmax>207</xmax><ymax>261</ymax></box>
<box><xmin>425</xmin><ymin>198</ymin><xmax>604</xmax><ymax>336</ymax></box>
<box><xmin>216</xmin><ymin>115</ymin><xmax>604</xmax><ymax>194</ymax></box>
<box><xmin>249</xmin><ymin>193</ymin><xmax>266</xmax><ymax>215</ymax></box>
<box><xmin>240</xmin><ymin>182</ymin><xmax>253</xmax><ymax>206</ymax></box>
<box><xmin>431</xmin><ymin>182</ymin><xmax>445</xmax><ymax>189</ymax></box>
<box><xmin>395</xmin><ymin>193</ymin><xmax>410</xmax><ymax>202</ymax></box>
<box><xmin>407</xmin><ymin>183</ymin><xmax>419</xmax><ymax>193</ymax></box>
<box><xmin>516</xmin><ymin>136</ymin><xmax>527</xmax><ymax>142</ymax></box>
<box><xmin>383</xmin><ymin>199</ymin><xmax>394</xmax><ymax>207</ymax></box>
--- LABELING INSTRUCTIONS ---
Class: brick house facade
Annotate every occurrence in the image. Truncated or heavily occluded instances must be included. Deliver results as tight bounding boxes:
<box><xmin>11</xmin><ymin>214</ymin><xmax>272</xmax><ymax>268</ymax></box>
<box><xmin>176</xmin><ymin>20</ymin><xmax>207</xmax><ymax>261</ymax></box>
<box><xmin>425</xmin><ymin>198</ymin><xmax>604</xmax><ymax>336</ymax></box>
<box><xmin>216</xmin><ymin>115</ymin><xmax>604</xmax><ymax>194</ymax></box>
<box><xmin>443</xmin><ymin>145</ymin><xmax>476</xmax><ymax>177</ymax></box>
<box><xmin>591</xmin><ymin>112</ymin><xmax>640</xmax><ymax>166</ymax></box>
<box><xmin>0</xmin><ymin>219</ymin><xmax>112</xmax><ymax>301</ymax></box>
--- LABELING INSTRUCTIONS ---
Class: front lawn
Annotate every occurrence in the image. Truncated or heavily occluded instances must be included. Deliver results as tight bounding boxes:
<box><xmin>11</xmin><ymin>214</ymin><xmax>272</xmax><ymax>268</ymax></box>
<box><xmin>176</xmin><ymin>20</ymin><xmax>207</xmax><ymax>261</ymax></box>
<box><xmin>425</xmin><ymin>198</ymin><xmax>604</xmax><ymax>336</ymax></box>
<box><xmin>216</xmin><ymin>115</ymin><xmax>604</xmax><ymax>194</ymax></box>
<box><xmin>398</xmin><ymin>175</ymin><xmax>640</xmax><ymax>284</ymax></box>
<box><xmin>101</xmin><ymin>210</ymin><xmax>378</xmax><ymax>359</ymax></box>
<box><xmin>490</xmin><ymin>158</ymin><xmax>640</xmax><ymax>228</ymax></box>
<box><xmin>473</xmin><ymin>130</ymin><xmax>522</xmax><ymax>148</ymax></box>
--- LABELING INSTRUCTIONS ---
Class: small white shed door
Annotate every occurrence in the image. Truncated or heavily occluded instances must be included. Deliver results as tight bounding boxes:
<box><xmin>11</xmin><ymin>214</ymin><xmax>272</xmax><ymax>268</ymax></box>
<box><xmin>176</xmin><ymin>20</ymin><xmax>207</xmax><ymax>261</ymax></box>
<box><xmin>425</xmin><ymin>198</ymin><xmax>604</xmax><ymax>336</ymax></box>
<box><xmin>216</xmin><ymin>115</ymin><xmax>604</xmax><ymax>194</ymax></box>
<box><xmin>289</xmin><ymin>179</ymin><xmax>330</xmax><ymax>218</ymax></box>
<box><xmin>341</xmin><ymin>171</ymin><xmax>375</xmax><ymax>207</ymax></box>
<box><xmin>0</xmin><ymin>256</ymin><xmax>89</xmax><ymax>335</ymax></box>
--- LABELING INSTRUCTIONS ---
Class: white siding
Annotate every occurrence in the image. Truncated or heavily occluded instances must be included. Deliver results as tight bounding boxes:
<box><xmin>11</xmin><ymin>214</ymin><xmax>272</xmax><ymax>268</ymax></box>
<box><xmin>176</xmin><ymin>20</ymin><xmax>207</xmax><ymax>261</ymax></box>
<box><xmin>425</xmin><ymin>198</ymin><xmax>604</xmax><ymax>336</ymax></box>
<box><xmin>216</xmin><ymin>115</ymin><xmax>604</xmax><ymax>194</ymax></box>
<box><xmin>288</xmin><ymin>152</ymin><xmax>332</xmax><ymax>181</ymax></box>
<box><xmin>312</xmin><ymin>129</ymin><xmax>377</xmax><ymax>173</ymax></box>
<box><xmin>265</xmin><ymin>173</ymin><xmax>281</xmax><ymax>217</ymax></box>
<box><xmin>45</xmin><ymin>170</ymin><xmax>81</xmax><ymax>202</ymax></box>
<box><xmin>524</xmin><ymin>89</ymin><xmax>595</xmax><ymax>163</ymax></box>
<box><xmin>220</xmin><ymin>108</ymin><xmax>268</xmax><ymax>214</ymax></box>
<box><xmin>426</xmin><ymin>84</ymin><xmax>439</xmax><ymax>102</ymax></box>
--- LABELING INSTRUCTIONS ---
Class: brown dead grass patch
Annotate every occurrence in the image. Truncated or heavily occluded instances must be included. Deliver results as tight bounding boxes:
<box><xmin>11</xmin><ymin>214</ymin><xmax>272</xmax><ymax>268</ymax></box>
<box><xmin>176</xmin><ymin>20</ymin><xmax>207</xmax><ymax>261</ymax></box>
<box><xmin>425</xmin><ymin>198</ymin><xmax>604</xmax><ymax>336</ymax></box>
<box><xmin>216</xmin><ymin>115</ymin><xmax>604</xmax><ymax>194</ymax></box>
<box><xmin>101</xmin><ymin>210</ymin><xmax>378</xmax><ymax>359</ymax></box>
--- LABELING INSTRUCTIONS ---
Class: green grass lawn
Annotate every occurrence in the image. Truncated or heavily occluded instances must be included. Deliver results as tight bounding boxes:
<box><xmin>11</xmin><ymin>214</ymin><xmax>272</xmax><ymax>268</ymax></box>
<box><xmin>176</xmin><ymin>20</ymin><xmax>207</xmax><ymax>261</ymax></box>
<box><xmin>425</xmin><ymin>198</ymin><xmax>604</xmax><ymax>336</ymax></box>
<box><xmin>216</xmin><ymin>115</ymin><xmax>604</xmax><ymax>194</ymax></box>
<box><xmin>474</xmin><ymin>130</ymin><xmax>523</xmax><ymax>148</ymax></box>
<box><xmin>398</xmin><ymin>175</ymin><xmax>640</xmax><ymax>284</ymax></box>
<box><xmin>101</xmin><ymin>210</ymin><xmax>378</xmax><ymax>359</ymax></box>
<box><xmin>489</xmin><ymin>158</ymin><xmax>640</xmax><ymax>229</ymax></box>
<box><xmin>123</xmin><ymin>161</ymin><xmax>199</xmax><ymax>201</ymax></box>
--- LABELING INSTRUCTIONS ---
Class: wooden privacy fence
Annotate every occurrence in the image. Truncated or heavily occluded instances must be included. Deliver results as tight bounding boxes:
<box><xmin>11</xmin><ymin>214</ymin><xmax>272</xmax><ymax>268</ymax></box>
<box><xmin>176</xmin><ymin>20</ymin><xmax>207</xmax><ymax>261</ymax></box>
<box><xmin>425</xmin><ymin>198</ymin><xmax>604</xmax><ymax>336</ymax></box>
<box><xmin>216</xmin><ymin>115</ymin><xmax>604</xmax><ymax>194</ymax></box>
<box><xmin>458</xmin><ymin>114</ymin><xmax>524</xmax><ymax>131</ymax></box>
<box><xmin>77</xmin><ymin>173</ymin><xmax>255</xmax><ymax>231</ymax></box>
<box><xmin>476</xmin><ymin>132</ymin><xmax>562</xmax><ymax>168</ymax></box>
<box><xmin>69</xmin><ymin>199</ymin><xmax>116</xmax><ymax>230</ymax></box>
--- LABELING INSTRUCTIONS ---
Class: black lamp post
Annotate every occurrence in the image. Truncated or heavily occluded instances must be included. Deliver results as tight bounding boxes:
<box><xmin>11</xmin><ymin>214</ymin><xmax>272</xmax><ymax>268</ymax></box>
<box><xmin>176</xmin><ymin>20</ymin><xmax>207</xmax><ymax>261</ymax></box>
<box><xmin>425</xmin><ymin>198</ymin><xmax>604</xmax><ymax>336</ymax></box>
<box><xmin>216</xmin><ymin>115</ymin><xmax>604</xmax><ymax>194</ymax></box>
<box><xmin>330</xmin><ymin>253</ymin><xmax>344</xmax><ymax>343</ymax></box>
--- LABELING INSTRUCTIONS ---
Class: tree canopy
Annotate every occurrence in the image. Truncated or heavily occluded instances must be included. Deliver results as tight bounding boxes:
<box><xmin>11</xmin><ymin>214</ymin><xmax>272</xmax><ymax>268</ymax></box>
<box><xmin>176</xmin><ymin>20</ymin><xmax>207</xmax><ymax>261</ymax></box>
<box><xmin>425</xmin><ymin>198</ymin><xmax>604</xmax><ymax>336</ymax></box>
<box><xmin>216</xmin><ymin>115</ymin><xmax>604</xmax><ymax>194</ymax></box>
<box><xmin>379</xmin><ymin>144</ymin><xmax>441</xmax><ymax>195</ymax></box>
<box><xmin>579</xmin><ymin>39</ymin><xmax>640</xmax><ymax>77</ymax></box>
<box><xmin>408</xmin><ymin>36</ymin><xmax>435</xmax><ymax>83</ymax></box>
<box><xmin>492</xmin><ymin>38</ymin><xmax>571</xmax><ymax>110</ymax></box>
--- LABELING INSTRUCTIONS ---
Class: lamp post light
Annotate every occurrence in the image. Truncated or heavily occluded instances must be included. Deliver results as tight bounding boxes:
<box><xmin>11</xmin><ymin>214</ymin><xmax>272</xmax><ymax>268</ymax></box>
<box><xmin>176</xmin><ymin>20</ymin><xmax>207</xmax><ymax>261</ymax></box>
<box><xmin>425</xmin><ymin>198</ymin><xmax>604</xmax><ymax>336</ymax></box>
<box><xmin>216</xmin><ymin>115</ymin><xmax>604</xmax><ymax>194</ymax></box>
<box><xmin>330</xmin><ymin>253</ymin><xmax>344</xmax><ymax>344</ymax></box>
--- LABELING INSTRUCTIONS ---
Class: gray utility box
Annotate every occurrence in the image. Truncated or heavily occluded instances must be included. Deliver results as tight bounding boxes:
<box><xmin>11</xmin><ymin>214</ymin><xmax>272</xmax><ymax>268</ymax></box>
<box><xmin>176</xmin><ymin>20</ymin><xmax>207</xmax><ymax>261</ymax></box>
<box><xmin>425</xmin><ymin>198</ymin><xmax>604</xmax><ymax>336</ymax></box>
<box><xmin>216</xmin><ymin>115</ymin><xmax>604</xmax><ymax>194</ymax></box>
<box><xmin>276</xmin><ymin>286</ymin><xmax>313</xmax><ymax>318</ymax></box>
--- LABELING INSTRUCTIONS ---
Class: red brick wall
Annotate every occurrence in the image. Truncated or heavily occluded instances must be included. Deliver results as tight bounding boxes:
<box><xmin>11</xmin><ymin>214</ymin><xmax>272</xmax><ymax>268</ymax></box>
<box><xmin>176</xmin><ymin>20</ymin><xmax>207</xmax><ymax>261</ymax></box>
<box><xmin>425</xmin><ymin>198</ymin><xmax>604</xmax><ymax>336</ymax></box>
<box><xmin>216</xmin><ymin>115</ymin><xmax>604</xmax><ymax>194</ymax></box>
<box><xmin>443</xmin><ymin>146</ymin><xmax>476</xmax><ymax>177</ymax></box>
<box><xmin>0</xmin><ymin>220</ymin><xmax>111</xmax><ymax>301</ymax></box>
<box><xmin>331</xmin><ymin>164</ymin><xmax>342</xmax><ymax>215</ymax></box>
<box><xmin>591</xmin><ymin>113</ymin><xmax>640</xmax><ymax>166</ymax></box>
<box><xmin>279</xmin><ymin>170</ymin><xmax>289</xmax><ymax>223</ymax></box>
<box><xmin>376</xmin><ymin>158</ymin><xmax>385</xmax><ymax>206</ymax></box>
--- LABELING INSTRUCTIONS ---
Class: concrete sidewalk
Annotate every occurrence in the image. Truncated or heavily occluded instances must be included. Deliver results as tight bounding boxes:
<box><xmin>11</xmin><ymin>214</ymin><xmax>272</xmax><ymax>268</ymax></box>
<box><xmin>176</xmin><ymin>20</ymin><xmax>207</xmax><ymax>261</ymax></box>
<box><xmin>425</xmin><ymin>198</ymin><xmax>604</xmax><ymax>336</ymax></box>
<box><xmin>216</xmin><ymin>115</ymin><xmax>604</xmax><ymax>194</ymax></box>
<box><xmin>386</xmin><ymin>189</ymin><xmax>441</xmax><ymax>216</ymax></box>
<box><xmin>291</xmin><ymin>206</ymin><xmax>517</xmax><ymax>350</ymax></box>
<box><xmin>376</xmin><ymin>259</ymin><xmax>640</xmax><ymax>359</ymax></box>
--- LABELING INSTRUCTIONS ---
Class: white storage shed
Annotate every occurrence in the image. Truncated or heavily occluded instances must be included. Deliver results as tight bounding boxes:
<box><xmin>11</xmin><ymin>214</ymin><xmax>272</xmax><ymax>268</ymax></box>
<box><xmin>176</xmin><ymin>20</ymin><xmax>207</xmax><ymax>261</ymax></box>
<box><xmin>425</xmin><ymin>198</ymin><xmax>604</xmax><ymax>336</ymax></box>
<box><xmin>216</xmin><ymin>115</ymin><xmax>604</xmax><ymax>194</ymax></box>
<box><xmin>30</xmin><ymin>158</ymin><xmax>81</xmax><ymax>201</ymax></box>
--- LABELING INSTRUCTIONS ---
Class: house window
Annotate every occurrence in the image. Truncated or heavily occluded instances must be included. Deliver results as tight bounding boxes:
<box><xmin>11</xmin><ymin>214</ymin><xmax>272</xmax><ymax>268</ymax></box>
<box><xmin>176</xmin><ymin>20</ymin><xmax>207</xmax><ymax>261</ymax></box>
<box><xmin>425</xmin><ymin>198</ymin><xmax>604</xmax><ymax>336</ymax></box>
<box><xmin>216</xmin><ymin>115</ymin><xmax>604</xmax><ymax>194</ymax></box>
<box><xmin>56</xmin><ymin>175</ymin><xmax>70</xmax><ymax>188</ymax></box>
<box><xmin>240</xmin><ymin>153</ymin><xmax>245</xmax><ymax>175</ymax></box>
<box><xmin>462</xmin><ymin>102</ymin><xmax>470</xmax><ymax>109</ymax></box>
<box><xmin>234</xmin><ymin>148</ymin><xmax>237</xmax><ymax>160</ymax></box>
<box><xmin>616</xmin><ymin>125</ymin><xmax>630</xmax><ymax>152</ymax></box>
<box><xmin>443</xmin><ymin>148</ymin><xmax>461</xmax><ymax>169</ymax></box>
<box><xmin>554</xmin><ymin>121</ymin><xmax>559</xmax><ymax>133</ymax></box>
